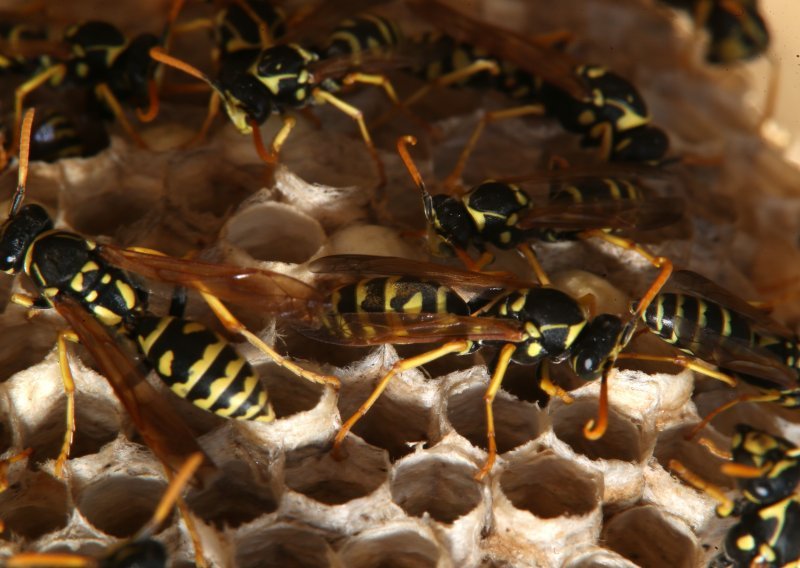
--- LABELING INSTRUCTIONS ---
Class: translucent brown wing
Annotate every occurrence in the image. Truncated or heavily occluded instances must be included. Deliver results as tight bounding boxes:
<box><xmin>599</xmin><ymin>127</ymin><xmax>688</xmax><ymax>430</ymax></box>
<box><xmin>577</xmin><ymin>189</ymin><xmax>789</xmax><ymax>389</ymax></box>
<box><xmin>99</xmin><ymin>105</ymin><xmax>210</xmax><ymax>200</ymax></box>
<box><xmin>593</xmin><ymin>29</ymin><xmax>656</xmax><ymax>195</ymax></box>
<box><xmin>98</xmin><ymin>245</ymin><xmax>323</xmax><ymax>322</ymax></box>
<box><xmin>54</xmin><ymin>295</ymin><xmax>217</xmax><ymax>486</ymax></box>
<box><xmin>308</xmin><ymin>49</ymin><xmax>418</xmax><ymax>83</ymax></box>
<box><xmin>405</xmin><ymin>0</ymin><xmax>589</xmax><ymax>101</ymax></box>
<box><xmin>654</xmin><ymin>303</ymin><xmax>797</xmax><ymax>389</ymax></box>
<box><xmin>518</xmin><ymin>196</ymin><xmax>685</xmax><ymax>232</ymax></box>
<box><xmin>299</xmin><ymin>310</ymin><xmax>526</xmax><ymax>346</ymax></box>
<box><xmin>280</xmin><ymin>0</ymin><xmax>394</xmax><ymax>46</ymax></box>
<box><xmin>667</xmin><ymin>270</ymin><xmax>795</xmax><ymax>340</ymax></box>
<box><xmin>309</xmin><ymin>254</ymin><xmax>534</xmax><ymax>291</ymax></box>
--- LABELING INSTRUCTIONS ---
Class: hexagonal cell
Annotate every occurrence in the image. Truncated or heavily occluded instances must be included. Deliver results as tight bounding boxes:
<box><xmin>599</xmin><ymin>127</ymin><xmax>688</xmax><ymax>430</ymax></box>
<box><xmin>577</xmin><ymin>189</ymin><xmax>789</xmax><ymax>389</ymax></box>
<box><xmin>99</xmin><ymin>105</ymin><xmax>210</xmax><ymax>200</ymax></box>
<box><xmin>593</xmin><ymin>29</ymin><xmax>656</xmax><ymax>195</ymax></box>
<box><xmin>603</xmin><ymin>506</ymin><xmax>698</xmax><ymax>568</ymax></box>
<box><xmin>77</xmin><ymin>476</ymin><xmax>168</xmax><ymax>538</ymax></box>
<box><xmin>499</xmin><ymin>452</ymin><xmax>600</xmax><ymax>519</ymax></box>
<box><xmin>235</xmin><ymin>524</ymin><xmax>335</xmax><ymax>568</ymax></box>
<box><xmin>263</xmin><ymin>363</ymin><xmax>326</xmax><ymax>419</ymax></box>
<box><xmin>0</xmin><ymin>472</ymin><xmax>69</xmax><ymax>539</ymax></box>
<box><xmin>338</xmin><ymin>526</ymin><xmax>442</xmax><ymax>568</ymax></box>
<box><xmin>340</xmin><ymin>391</ymin><xmax>431</xmax><ymax>462</ymax></box>
<box><xmin>652</xmin><ymin>424</ymin><xmax>731</xmax><ymax>488</ymax></box>
<box><xmin>187</xmin><ymin>460</ymin><xmax>278</xmax><ymax>528</ymax></box>
<box><xmin>24</xmin><ymin>393</ymin><xmax>121</xmax><ymax>466</ymax></box>
<box><xmin>223</xmin><ymin>202</ymin><xmax>325</xmax><ymax>264</ymax></box>
<box><xmin>552</xmin><ymin>400</ymin><xmax>645</xmax><ymax>462</ymax></box>
<box><xmin>391</xmin><ymin>455</ymin><xmax>482</xmax><ymax>523</ymax></box>
<box><xmin>446</xmin><ymin>384</ymin><xmax>544</xmax><ymax>455</ymax></box>
<box><xmin>284</xmin><ymin>443</ymin><xmax>388</xmax><ymax>506</ymax></box>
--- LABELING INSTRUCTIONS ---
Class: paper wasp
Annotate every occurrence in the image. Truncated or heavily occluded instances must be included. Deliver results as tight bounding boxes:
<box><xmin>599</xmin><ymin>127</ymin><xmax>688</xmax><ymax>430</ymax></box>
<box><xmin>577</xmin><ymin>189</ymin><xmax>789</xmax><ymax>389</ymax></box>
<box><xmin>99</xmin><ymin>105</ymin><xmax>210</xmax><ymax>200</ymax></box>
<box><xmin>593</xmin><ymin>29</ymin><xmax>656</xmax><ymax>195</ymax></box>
<box><xmin>7</xmin><ymin>452</ymin><xmax>205</xmax><ymax>568</ymax></box>
<box><xmin>303</xmin><ymin>252</ymin><xmax>690</xmax><ymax>478</ymax></box>
<box><xmin>150</xmin><ymin>0</ymin><xmax>409</xmax><ymax>186</ymax></box>
<box><xmin>6</xmin><ymin>1</ymin><xmax>185</xmax><ymax>152</ymax></box>
<box><xmin>671</xmin><ymin>425</ymin><xmax>800</xmax><ymax>567</ymax></box>
<box><xmin>661</xmin><ymin>0</ymin><xmax>769</xmax><ymax>64</ymax></box>
<box><xmin>1</xmin><ymin>109</ymin><xmax>338</xmax><ymax>481</ymax></box>
<box><xmin>637</xmin><ymin>269</ymin><xmax>800</xmax><ymax>436</ymax></box>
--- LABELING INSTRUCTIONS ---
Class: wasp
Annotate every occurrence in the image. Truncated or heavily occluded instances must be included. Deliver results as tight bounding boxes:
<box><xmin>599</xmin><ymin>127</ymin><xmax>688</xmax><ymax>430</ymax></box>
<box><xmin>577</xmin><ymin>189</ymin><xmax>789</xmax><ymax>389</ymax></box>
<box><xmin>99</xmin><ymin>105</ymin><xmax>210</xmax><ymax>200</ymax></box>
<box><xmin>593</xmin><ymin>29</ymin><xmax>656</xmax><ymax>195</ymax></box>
<box><xmin>661</xmin><ymin>0</ymin><xmax>769</xmax><ymax>64</ymax></box>
<box><xmin>8</xmin><ymin>1</ymin><xmax>186</xmax><ymax>152</ymax></box>
<box><xmin>635</xmin><ymin>269</ymin><xmax>799</xmax><ymax>435</ymax></box>
<box><xmin>398</xmin><ymin>0</ymin><xmax>668</xmax><ymax>186</ymax></box>
<box><xmin>397</xmin><ymin>136</ymin><xmax>677</xmax><ymax>340</ymax></box>
<box><xmin>2</xmin><ymin>109</ymin><xmax>339</xmax><ymax>481</ymax></box>
<box><xmin>671</xmin><ymin>425</ymin><xmax>800</xmax><ymax>567</ymax></box>
<box><xmin>150</xmin><ymin>0</ymin><xmax>409</xmax><ymax>186</ymax></box>
<box><xmin>303</xmin><ymin>253</ymin><xmax>711</xmax><ymax>478</ymax></box>
<box><xmin>7</xmin><ymin>452</ymin><xmax>205</xmax><ymax>568</ymax></box>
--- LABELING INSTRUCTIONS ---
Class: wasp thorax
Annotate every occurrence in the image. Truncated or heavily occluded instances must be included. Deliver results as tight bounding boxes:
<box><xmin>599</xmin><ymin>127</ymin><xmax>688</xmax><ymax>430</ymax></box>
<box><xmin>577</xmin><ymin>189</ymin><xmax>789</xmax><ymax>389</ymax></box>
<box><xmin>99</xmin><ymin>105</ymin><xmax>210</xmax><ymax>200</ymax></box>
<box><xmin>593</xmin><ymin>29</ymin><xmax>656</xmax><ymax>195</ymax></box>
<box><xmin>0</xmin><ymin>204</ymin><xmax>53</xmax><ymax>274</ymax></box>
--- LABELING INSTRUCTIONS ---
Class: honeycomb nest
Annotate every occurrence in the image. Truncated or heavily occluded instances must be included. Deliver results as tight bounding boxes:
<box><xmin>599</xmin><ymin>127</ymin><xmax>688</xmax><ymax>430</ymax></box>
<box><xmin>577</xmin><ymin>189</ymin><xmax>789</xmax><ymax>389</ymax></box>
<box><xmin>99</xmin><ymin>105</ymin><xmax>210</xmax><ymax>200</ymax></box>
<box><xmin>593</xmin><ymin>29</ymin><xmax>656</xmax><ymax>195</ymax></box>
<box><xmin>1</xmin><ymin>0</ymin><xmax>800</xmax><ymax>567</ymax></box>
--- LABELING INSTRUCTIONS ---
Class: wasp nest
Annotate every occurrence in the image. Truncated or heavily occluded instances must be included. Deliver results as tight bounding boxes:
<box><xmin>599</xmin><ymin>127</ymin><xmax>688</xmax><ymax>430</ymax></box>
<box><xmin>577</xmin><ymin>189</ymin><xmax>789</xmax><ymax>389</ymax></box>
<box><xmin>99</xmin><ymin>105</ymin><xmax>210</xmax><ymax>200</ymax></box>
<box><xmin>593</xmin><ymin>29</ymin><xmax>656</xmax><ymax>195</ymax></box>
<box><xmin>0</xmin><ymin>0</ymin><xmax>799</xmax><ymax>567</ymax></box>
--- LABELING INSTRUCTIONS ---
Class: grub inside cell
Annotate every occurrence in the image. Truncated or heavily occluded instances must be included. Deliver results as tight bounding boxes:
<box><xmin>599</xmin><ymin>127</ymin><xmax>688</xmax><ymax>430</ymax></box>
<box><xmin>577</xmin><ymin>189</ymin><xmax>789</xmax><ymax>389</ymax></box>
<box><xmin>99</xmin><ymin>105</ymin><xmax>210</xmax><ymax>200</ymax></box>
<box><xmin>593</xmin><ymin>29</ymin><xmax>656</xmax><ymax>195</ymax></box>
<box><xmin>552</xmin><ymin>401</ymin><xmax>644</xmax><ymax>462</ymax></box>
<box><xmin>500</xmin><ymin>453</ymin><xmax>600</xmax><ymax>519</ymax></box>
<box><xmin>603</xmin><ymin>505</ymin><xmax>697</xmax><ymax>568</ymax></box>
<box><xmin>284</xmin><ymin>444</ymin><xmax>387</xmax><ymax>505</ymax></box>
<box><xmin>447</xmin><ymin>385</ymin><xmax>544</xmax><ymax>454</ymax></box>
<box><xmin>391</xmin><ymin>456</ymin><xmax>482</xmax><ymax>523</ymax></box>
<box><xmin>78</xmin><ymin>476</ymin><xmax>168</xmax><ymax>538</ymax></box>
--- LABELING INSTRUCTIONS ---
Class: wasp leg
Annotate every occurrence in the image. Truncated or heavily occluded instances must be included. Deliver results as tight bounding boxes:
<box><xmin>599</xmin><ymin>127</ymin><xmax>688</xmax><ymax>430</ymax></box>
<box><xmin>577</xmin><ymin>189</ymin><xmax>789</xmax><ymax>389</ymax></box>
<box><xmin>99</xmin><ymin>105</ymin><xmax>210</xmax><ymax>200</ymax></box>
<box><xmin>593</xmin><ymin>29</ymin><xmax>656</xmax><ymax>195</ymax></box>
<box><xmin>183</xmin><ymin>90</ymin><xmax>221</xmax><ymax>148</ymax></box>
<box><xmin>516</xmin><ymin>244</ymin><xmax>551</xmax><ymax>286</ymax></box>
<box><xmin>201</xmin><ymin>290</ymin><xmax>340</xmax><ymax>390</ymax></box>
<box><xmin>54</xmin><ymin>330</ymin><xmax>81</xmax><ymax>479</ymax></box>
<box><xmin>344</xmin><ymin>72</ymin><xmax>433</xmax><ymax>135</ymax></box>
<box><xmin>580</xmin><ymin>231</ymin><xmax>673</xmax><ymax>343</ymax></box>
<box><xmin>95</xmin><ymin>83</ymin><xmax>149</xmax><ymax>149</ymax></box>
<box><xmin>444</xmin><ymin>104</ymin><xmax>545</xmax><ymax>191</ymax></box>
<box><xmin>475</xmin><ymin>343</ymin><xmax>516</xmax><ymax>480</ymax></box>
<box><xmin>13</xmin><ymin>64</ymin><xmax>66</xmax><ymax>151</ymax></box>
<box><xmin>614</xmin><ymin>352</ymin><xmax>738</xmax><ymax>386</ymax></box>
<box><xmin>697</xmin><ymin>436</ymin><xmax>733</xmax><ymax>460</ymax></box>
<box><xmin>670</xmin><ymin>459</ymin><xmax>735</xmax><ymax>517</ymax></box>
<box><xmin>583</xmin><ymin>363</ymin><xmax>611</xmax><ymax>440</ymax></box>
<box><xmin>313</xmin><ymin>89</ymin><xmax>386</xmax><ymax>187</ymax></box>
<box><xmin>453</xmin><ymin>248</ymin><xmax>494</xmax><ymax>272</ymax></box>
<box><xmin>687</xmin><ymin>389</ymin><xmax>798</xmax><ymax>441</ymax></box>
<box><xmin>372</xmin><ymin>59</ymin><xmax>501</xmax><ymax>134</ymax></box>
<box><xmin>537</xmin><ymin>360</ymin><xmax>573</xmax><ymax>403</ymax></box>
<box><xmin>333</xmin><ymin>340</ymin><xmax>471</xmax><ymax>459</ymax></box>
<box><xmin>136</xmin><ymin>80</ymin><xmax>161</xmax><ymax>123</ymax></box>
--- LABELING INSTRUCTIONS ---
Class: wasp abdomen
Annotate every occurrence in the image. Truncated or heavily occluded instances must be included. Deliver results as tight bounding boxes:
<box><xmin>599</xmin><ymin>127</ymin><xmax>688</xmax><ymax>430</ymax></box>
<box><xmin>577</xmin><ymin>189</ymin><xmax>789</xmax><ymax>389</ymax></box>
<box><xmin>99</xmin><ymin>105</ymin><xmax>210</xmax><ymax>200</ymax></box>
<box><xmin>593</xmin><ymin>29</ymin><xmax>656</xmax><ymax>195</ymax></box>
<box><xmin>134</xmin><ymin>315</ymin><xmax>273</xmax><ymax>422</ymax></box>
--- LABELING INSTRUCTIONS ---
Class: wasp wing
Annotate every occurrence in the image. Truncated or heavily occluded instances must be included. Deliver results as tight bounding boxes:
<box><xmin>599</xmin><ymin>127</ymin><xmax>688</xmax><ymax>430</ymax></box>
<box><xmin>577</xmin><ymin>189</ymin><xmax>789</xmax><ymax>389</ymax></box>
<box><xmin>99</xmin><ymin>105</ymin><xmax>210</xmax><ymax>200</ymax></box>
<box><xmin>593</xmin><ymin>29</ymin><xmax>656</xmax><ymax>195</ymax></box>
<box><xmin>298</xmin><ymin>310</ymin><xmax>525</xmax><ymax>346</ymax></box>
<box><xmin>98</xmin><ymin>245</ymin><xmax>323</xmax><ymax>322</ymax></box>
<box><xmin>667</xmin><ymin>270</ymin><xmax>795</xmax><ymax>340</ymax></box>
<box><xmin>310</xmin><ymin>254</ymin><xmax>534</xmax><ymax>291</ymax></box>
<box><xmin>518</xmin><ymin>196</ymin><xmax>685</xmax><ymax>232</ymax></box>
<box><xmin>280</xmin><ymin>0</ymin><xmax>394</xmax><ymax>46</ymax></box>
<box><xmin>54</xmin><ymin>295</ymin><xmax>216</xmax><ymax>486</ymax></box>
<box><xmin>405</xmin><ymin>0</ymin><xmax>589</xmax><ymax>101</ymax></box>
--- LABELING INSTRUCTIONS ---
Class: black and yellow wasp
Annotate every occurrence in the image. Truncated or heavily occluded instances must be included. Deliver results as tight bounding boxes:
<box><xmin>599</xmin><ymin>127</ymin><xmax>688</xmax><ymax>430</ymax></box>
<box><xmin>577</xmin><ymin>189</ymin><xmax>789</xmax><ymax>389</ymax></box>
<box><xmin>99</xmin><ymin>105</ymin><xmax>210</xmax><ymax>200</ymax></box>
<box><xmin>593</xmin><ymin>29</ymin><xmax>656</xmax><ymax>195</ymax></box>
<box><xmin>660</xmin><ymin>0</ymin><xmax>770</xmax><ymax>64</ymax></box>
<box><xmin>151</xmin><ymin>0</ymin><xmax>410</xmax><ymax>185</ymax></box>
<box><xmin>7</xmin><ymin>452</ymin><xmax>205</xmax><ymax>568</ymax></box>
<box><xmin>398</xmin><ymin>0</ymin><xmax>669</xmax><ymax>178</ymax></box>
<box><xmin>636</xmin><ymin>269</ymin><xmax>800</xmax><ymax>435</ymax></box>
<box><xmin>300</xmin><ymin>253</ymin><xmax>708</xmax><ymax>478</ymax></box>
<box><xmin>6</xmin><ymin>2</ymin><xmax>183</xmax><ymax>151</ymax></box>
<box><xmin>672</xmin><ymin>425</ymin><xmax>800</xmax><ymax>567</ymax></box>
<box><xmin>1</xmin><ymin>109</ymin><xmax>338</xmax><ymax>482</ymax></box>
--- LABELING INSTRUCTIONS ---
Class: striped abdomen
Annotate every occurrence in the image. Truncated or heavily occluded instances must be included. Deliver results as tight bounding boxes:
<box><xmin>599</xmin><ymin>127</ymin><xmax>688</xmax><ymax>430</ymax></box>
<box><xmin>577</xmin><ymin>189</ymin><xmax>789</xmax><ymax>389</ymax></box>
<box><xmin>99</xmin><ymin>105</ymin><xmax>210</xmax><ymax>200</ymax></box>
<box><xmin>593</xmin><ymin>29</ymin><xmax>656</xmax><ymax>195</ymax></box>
<box><xmin>642</xmin><ymin>293</ymin><xmax>756</xmax><ymax>361</ymax></box>
<box><xmin>320</xmin><ymin>276</ymin><xmax>469</xmax><ymax>342</ymax></box>
<box><xmin>324</xmin><ymin>15</ymin><xmax>402</xmax><ymax>59</ymax></box>
<box><xmin>134</xmin><ymin>315</ymin><xmax>273</xmax><ymax>422</ymax></box>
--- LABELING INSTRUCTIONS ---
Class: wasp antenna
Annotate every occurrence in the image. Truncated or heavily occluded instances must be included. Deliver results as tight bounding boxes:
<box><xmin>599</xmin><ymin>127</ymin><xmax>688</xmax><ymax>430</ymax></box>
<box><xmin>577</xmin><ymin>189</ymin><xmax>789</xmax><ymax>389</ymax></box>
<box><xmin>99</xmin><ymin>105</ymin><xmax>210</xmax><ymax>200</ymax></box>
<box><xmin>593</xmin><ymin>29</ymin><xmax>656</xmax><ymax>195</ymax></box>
<box><xmin>136</xmin><ymin>452</ymin><xmax>204</xmax><ymax>540</ymax></box>
<box><xmin>397</xmin><ymin>135</ymin><xmax>430</xmax><ymax>197</ymax></box>
<box><xmin>10</xmin><ymin>108</ymin><xmax>35</xmax><ymax>217</ymax></box>
<box><xmin>150</xmin><ymin>47</ymin><xmax>219</xmax><ymax>92</ymax></box>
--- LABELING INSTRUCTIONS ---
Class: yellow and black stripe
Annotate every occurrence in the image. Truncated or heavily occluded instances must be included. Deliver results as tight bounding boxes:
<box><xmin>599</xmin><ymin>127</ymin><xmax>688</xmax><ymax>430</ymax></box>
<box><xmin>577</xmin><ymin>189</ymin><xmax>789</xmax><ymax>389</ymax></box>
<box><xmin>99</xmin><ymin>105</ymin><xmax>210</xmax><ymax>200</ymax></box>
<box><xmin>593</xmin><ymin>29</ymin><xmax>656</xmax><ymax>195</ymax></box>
<box><xmin>324</xmin><ymin>15</ymin><xmax>402</xmax><ymax>60</ymax></box>
<box><xmin>134</xmin><ymin>315</ymin><xmax>273</xmax><ymax>422</ymax></box>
